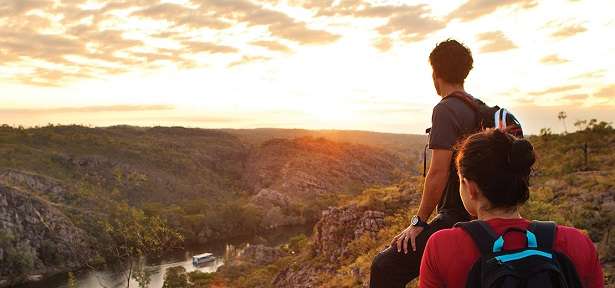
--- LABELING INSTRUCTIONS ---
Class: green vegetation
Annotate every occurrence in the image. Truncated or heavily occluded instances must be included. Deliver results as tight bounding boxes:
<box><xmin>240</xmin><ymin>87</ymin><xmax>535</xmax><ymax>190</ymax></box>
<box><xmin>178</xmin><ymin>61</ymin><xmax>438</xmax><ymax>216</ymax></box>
<box><xmin>207</xmin><ymin>121</ymin><xmax>615</xmax><ymax>287</ymax></box>
<box><xmin>0</xmin><ymin>231</ymin><xmax>36</xmax><ymax>278</ymax></box>
<box><xmin>0</xmin><ymin>124</ymin><xmax>408</xmax><ymax>286</ymax></box>
<box><xmin>2</xmin><ymin>122</ymin><xmax>612</xmax><ymax>286</ymax></box>
<box><xmin>162</xmin><ymin>266</ymin><xmax>216</xmax><ymax>288</ymax></box>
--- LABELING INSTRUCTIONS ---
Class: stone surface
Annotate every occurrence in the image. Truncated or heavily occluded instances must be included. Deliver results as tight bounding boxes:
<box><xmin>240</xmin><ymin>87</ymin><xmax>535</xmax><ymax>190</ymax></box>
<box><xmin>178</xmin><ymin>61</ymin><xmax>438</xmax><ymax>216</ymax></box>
<box><xmin>244</xmin><ymin>137</ymin><xmax>404</xmax><ymax>203</ymax></box>
<box><xmin>272</xmin><ymin>205</ymin><xmax>386</xmax><ymax>288</ymax></box>
<box><xmin>312</xmin><ymin>205</ymin><xmax>385</xmax><ymax>262</ymax></box>
<box><xmin>0</xmin><ymin>180</ymin><xmax>93</xmax><ymax>286</ymax></box>
<box><xmin>238</xmin><ymin>244</ymin><xmax>288</xmax><ymax>266</ymax></box>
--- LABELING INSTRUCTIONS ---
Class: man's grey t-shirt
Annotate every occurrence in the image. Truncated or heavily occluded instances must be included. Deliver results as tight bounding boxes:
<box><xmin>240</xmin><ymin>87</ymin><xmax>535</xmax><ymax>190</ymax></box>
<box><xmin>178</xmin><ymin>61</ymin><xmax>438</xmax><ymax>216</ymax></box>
<box><xmin>428</xmin><ymin>93</ymin><xmax>477</xmax><ymax>217</ymax></box>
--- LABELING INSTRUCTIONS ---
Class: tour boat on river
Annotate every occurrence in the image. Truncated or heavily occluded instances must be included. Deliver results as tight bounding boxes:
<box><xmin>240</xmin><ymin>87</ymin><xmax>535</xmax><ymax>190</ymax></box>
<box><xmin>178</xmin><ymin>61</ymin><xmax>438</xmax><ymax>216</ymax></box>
<box><xmin>192</xmin><ymin>253</ymin><xmax>216</xmax><ymax>266</ymax></box>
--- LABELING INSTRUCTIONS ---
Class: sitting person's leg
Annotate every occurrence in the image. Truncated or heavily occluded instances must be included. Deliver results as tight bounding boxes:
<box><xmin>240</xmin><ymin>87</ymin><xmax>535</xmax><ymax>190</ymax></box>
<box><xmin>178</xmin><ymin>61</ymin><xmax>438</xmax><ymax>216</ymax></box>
<box><xmin>369</xmin><ymin>213</ymin><xmax>462</xmax><ymax>288</ymax></box>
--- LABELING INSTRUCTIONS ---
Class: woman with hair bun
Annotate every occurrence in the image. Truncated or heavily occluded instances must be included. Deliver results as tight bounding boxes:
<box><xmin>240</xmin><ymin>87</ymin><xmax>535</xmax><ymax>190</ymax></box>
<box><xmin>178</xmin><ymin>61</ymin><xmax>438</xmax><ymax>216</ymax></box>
<box><xmin>418</xmin><ymin>129</ymin><xmax>604</xmax><ymax>288</ymax></box>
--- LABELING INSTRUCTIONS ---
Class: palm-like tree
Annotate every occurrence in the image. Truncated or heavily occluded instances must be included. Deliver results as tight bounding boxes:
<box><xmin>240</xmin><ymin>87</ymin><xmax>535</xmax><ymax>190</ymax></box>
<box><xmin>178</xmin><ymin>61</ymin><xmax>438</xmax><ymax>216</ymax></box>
<box><xmin>558</xmin><ymin>111</ymin><xmax>568</xmax><ymax>134</ymax></box>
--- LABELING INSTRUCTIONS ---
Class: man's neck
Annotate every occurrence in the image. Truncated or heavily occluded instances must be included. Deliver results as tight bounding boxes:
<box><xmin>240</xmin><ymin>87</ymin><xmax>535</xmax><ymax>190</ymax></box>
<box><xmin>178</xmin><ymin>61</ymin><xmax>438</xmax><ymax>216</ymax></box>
<box><xmin>439</xmin><ymin>84</ymin><xmax>465</xmax><ymax>98</ymax></box>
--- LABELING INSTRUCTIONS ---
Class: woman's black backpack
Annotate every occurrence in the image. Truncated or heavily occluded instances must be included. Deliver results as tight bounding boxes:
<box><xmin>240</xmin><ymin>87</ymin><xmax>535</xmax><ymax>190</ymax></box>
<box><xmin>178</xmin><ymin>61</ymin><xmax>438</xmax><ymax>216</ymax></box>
<box><xmin>454</xmin><ymin>220</ymin><xmax>583</xmax><ymax>288</ymax></box>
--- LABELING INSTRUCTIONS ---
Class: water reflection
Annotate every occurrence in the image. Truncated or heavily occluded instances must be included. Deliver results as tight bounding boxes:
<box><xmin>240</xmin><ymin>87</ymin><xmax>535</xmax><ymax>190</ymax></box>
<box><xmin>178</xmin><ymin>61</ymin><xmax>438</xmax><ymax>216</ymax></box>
<box><xmin>25</xmin><ymin>223</ymin><xmax>313</xmax><ymax>288</ymax></box>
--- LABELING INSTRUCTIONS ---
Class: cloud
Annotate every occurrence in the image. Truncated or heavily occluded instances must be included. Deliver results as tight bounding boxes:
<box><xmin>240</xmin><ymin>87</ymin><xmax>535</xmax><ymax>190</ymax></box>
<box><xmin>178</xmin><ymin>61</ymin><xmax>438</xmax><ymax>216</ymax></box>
<box><xmin>551</xmin><ymin>24</ymin><xmax>587</xmax><ymax>38</ymax></box>
<box><xmin>0</xmin><ymin>0</ymin><xmax>339</xmax><ymax>86</ymax></box>
<box><xmin>561</xmin><ymin>94</ymin><xmax>588</xmax><ymax>101</ymax></box>
<box><xmin>476</xmin><ymin>31</ymin><xmax>517</xmax><ymax>53</ymax></box>
<box><xmin>594</xmin><ymin>84</ymin><xmax>615</xmax><ymax>99</ymax></box>
<box><xmin>375</xmin><ymin>5</ymin><xmax>446</xmax><ymax>42</ymax></box>
<box><xmin>297</xmin><ymin>1</ymin><xmax>444</xmax><ymax>42</ymax></box>
<box><xmin>193</xmin><ymin>0</ymin><xmax>340</xmax><ymax>45</ymax></box>
<box><xmin>571</xmin><ymin>70</ymin><xmax>606</xmax><ymax>79</ymax></box>
<box><xmin>131</xmin><ymin>3</ymin><xmax>232</xmax><ymax>30</ymax></box>
<box><xmin>0</xmin><ymin>104</ymin><xmax>176</xmax><ymax>114</ymax></box>
<box><xmin>373</xmin><ymin>37</ymin><xmax>393</xmax><ymax>52</ymax></box>
<box><xmin>9</xmin><ymin>68</ymin><xmax>94</xmax><ymax>87</ymax></box>
<box><xmin>228</xmin><ymin>55</ymin><xmax>271</xmax><ymax>67</ymax></box>
<box><xmin>268</xmin><ymin>22</ymin><xmax>340</xmax><ymax>44</ymax></box>
<box><xmin>540</xmin><ymin>54</ymin><xmax>568</xmax><ymax>64</ymax></box>
<box><xmin>529</xmin><ymin>84</ymin><xmax>581</xmax><ymax>96</ymax></box>
<box><xmin>182</xmin><ymin>41</ymin><xmax>238</xmax><ymax>54</ymax></box>
<box><xmin>448</xmin><ymin>0</ymin><xmax>537</xmax><ymax>22</ymax></box>
<box><xmin>0</xmin><ymin>0</ymin><xmax>52</xmax><ymax>17</ymax></box>
<box><xmin>251</xmin><ymin>40</ymin><xmax>291</xmax><ymax>52</ymax></box>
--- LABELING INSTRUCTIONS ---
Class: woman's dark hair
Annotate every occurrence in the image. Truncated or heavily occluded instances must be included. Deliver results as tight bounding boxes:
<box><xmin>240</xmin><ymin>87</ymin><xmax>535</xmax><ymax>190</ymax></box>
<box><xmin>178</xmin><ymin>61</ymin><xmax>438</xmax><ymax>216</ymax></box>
<box><xmin>429</xmin><ymin>39</ymin><xmax>473</xmax><ymax>85</ymax></box>
<box><xmin>456</xmin><ymin>129</ymin><xmax>536</xmax><ymax>209</ymax></box>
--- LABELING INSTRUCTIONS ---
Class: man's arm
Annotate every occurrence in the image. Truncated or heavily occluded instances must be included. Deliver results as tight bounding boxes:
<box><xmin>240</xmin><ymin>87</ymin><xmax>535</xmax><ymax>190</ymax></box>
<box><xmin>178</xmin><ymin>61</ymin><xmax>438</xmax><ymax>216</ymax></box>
<box><xmin>392</xmin><ymin>102</ymin><xmax>458</xmax><ymax>254</ymax></box>
<box><xmin>417</xmin><ymin>149</ymin><xmax>453</xmax><ymax>221</ymax></box>
<box><xmin>392</xmin><ymin>149</ymin><xmax>452</xmax><ymax>254</ymax></box>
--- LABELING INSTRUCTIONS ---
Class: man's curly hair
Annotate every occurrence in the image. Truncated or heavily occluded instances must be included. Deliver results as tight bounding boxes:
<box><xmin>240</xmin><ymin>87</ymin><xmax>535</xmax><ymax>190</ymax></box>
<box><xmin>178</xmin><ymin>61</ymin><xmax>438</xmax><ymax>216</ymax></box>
<box><xmin>429</xmin><ymin>39</ymin><xmax>473</xmax><ymax>85</ymax></box>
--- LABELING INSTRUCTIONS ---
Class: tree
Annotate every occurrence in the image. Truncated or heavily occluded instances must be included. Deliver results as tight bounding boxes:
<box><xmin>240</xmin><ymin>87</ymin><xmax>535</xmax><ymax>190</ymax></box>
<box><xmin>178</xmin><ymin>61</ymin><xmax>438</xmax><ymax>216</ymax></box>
<box><xmin>539</xmin><ymin>128</ymin><xmax>552</xmax><ymax>137</ymax></box>
<box><xmin>67</xmin><ymin>272</ymin><xmax>78</xmax><ymax>288</ymax></box>
<box><xmin>163</xmin><ymin>266</ymin><xmax>190</xmax><ymax>288</ymax></box>
<box><xmin>574</xmin><ymin>120</ymin><xmax>587</xmax><ymax>132</ymax></box>
<box><xmin>96</xmin><ymin>203</ymin><xmax>183</xmax><ymax>288</ymax></box>
<box><xmin>132</xmin><ymin>263</ymin><xmax>153</xmax><ymax>288</ymax></box>
<box><xmin>557</xmin><ymin>111</ymin><xmax>568</xmax><ymax>134</ymax></box>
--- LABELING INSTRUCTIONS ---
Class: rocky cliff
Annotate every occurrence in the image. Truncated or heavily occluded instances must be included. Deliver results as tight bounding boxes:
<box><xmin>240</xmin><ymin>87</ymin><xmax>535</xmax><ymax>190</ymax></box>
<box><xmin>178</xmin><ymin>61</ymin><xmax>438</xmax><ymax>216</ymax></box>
<box><xmin>244</xmin><ymin>137</ymin><xmax>408</xmax><ymax>228</ymax></box>
<box><xmin>0</xmin><ymin>183</ymin><xmax>93</xmax><ymax>286</ymax></box>
<box><xmin>272</xmin><ymin>206</ymin><xmax>388</xmax><ymax>288</ymax></box>
<box><xmin>244</xmin><ymin>137</ymin><xmax>405</xmax><ymax>200</ymax></box>
<box><xmin>0</xmin><ymin>125</ymin><xmax>416</xmax><ymax>286</ymax></box>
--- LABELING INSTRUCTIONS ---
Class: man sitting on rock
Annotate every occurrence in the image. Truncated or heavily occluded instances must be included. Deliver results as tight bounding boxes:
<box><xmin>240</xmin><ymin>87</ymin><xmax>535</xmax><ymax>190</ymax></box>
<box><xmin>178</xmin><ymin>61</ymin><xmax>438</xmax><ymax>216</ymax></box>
<box><xmin>369</xmin><ymin>39</ymin><xmax>476</xmax><ymax>287</ymax></box>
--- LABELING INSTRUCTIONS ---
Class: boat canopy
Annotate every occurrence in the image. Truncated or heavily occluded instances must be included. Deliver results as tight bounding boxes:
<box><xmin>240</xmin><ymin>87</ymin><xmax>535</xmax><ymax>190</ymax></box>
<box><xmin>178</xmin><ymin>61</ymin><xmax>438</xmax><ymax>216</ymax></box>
<box><xmin>193</xmin><ymin>253</ymin><xmax>213</xmax><ymax>259</ymax></box>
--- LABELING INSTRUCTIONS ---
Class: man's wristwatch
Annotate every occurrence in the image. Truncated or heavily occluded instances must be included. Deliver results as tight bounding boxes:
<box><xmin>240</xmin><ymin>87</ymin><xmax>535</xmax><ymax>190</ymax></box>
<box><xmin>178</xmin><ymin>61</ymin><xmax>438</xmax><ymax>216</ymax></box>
<box><xmin>411</xmin><ymin>215</ymin><xmax>429</xmax><ymax>228</ymax></box>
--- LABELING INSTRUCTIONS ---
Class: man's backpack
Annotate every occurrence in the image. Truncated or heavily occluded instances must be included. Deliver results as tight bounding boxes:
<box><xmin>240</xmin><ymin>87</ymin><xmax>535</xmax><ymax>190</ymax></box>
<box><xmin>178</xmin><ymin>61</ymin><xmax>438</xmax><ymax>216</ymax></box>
<box><xmin>445</xmin><ymin>91</ymin><xmax>524</xmax><ymax>138</ymax></box>
<box><xmin>423</xmin><ymin>92</ymin><xmax>524</xmax><ymax>176</ymax></box>
<box><xmin>454</xmin><ymin>220</ymin><xmax>583</xmax><ymax>288</ymax></box>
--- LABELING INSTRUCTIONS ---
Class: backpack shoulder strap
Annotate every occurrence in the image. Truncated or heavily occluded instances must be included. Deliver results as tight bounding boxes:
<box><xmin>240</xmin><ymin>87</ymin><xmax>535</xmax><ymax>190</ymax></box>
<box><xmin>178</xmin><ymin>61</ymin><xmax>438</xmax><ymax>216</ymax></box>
<box><xmin>528</xmin><ymin>221</ymin><xmax>557</xmax><ymax>250</ymax></box>
<box><xmin>444</xmin><ymin>91</ymin><xmax>482</xmax><ymax>130</ymax></box>
<box><xmin>444</xmin><ymin>91</ymin><xmax>480</xmax><ymax>113</ymax></box>
<box><xmin>454</xmin><ymin>220</ymin><xmax>498</xmax><ymax>255</ymax></box>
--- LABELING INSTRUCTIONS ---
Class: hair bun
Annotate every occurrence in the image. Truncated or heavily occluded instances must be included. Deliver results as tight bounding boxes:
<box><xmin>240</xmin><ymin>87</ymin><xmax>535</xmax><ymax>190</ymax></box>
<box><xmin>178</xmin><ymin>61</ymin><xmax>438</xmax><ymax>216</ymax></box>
<box><xmin>508</xmin><ymin>139</ymin><xmax>535</xmax><ymax>172</ymax></box>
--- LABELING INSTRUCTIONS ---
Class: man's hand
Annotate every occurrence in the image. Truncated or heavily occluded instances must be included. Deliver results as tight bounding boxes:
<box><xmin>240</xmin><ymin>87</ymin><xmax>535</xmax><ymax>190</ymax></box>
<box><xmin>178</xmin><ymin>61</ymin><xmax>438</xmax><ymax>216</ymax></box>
<box><xmin>390</xmin><ymin>225</ymin><xmax>425</xmax><ymax>254</ymax></box>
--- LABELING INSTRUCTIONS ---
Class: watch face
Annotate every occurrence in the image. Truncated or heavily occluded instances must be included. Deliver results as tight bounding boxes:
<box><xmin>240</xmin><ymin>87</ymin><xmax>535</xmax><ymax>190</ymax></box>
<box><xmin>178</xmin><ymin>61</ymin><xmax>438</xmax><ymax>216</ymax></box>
<box><xmin>411</xmin><ymin>216</ymin><xmax>418</xmax><ymax>226</ymax></box>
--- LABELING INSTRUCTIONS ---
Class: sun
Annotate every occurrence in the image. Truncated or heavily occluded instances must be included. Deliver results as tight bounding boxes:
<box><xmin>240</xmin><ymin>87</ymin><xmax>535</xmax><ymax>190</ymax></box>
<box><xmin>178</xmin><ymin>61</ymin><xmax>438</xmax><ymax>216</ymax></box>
<box><xmin>304</xmin><ymin>101</ymin><xmax>355</xmax><ymax>125</ymax></box>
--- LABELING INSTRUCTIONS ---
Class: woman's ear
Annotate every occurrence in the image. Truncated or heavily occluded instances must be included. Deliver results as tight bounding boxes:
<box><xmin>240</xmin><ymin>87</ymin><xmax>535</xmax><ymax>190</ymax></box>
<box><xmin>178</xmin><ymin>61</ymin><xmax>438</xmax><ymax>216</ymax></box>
<box><xmin>466</xmin><ymin>179</ymin><xmax>480</xmax><ymax>201</ymax></box>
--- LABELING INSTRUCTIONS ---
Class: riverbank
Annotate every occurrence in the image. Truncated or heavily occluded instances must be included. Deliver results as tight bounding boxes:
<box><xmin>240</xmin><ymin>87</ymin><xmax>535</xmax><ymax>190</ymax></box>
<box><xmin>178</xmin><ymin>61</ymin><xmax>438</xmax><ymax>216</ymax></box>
<box><xmin>13</xmin><ymin>223</ymin><xmax>314</xmax><ymax>288</ymax></box>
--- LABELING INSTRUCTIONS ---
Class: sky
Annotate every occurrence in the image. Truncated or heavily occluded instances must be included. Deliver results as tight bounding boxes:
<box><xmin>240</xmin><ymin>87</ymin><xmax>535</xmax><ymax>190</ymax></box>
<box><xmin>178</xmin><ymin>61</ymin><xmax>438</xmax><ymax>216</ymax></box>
<box><xmin>1</xmin><ymin>0</ymin><xmax>614</xmax><ymax>135</ymax></box>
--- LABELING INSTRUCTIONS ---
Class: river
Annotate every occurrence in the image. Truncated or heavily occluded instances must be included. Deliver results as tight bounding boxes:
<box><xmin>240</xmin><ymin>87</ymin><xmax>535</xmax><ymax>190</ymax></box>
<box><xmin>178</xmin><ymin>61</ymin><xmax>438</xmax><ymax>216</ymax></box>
<box><xmin>23</xmin><ymin>224</ymin><xmax>313</xmax><ymax>288</ymax></box>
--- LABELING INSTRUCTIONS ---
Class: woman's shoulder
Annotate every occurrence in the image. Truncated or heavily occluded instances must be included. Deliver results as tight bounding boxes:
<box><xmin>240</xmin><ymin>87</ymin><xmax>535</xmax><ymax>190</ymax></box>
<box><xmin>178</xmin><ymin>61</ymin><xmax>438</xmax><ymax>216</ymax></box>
<box><xmin>554</xmin><ymin>224</ymin><xmax>595</xmax><ymax>250</ymax></box>
<box><xmin>428</xmin><ymin>226</ymin><xmax>473</xmax><ymax>246</ymax></box>
<box><xmin>555</xmin><ymin>224</ymin><xmax>593</xmax><ymax>243</ymax></box>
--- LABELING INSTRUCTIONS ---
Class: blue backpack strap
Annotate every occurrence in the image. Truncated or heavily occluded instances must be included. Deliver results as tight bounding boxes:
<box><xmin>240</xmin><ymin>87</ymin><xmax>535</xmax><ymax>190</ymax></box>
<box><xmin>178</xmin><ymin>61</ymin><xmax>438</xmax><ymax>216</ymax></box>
<box><xmin>528</xmin><ymin>221</ymin><xmax>556</xmax><ymax>250</ymax></box>
<box><xmin>454</xmin><ymin>220</ymin><xmax>498</xmax><ymax>255</ymax></box>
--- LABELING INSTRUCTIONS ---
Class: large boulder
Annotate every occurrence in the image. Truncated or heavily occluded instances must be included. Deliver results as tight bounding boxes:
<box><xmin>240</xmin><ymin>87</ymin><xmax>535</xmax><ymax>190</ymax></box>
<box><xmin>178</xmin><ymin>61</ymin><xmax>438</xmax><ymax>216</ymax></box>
<box><xmin>238</xmin><ymin>244</ymin><xmax>288</xmax><ymax>266</ymax></box>
<box><xmin>312</xmin><ymin>205</ymin><xmax>385</xmax><ymax>262</ymax></box>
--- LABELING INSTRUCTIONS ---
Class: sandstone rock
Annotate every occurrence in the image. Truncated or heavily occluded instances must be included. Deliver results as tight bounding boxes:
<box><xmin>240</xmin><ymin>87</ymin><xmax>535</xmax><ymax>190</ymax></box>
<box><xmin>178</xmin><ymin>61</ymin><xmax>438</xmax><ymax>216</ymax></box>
<box><xmin>243</xmin><ymin>137</ymin><xmax>405</xmax><ymax>203</ymax></box>
<box><xmin>0</xmin><ymin>169</ymin><xmax>70</xmax><ymax>203</ymax></box>
<box><xmin>273</xmin><ymin>205</ymin><xmax>386</xmax><ymax>287</ymax></box>
<box><xmin>272</xmin><ymin>264</ymin><xmax>334</xmax><ymax>288</ymax></box>
<box><xmin>312</xmin><ymin>205</ymin><xmax>385</xmax><ymax>262</ymax></box>
<box><xmin>0</xmin><ymin>184</ymin><xmax>93</xmax><ymax>286</ymax></box>
<box><xmin>250</xmin><ymin>188</ymin><xmax>291</xmax><ymax>210</ymax></box>
<box><xmin>238</xmin><ymin>244</ymin><xmax>288</xmax><ymax>266</ymax></box>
